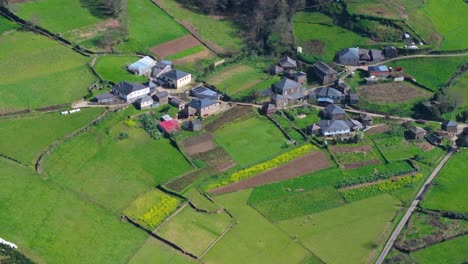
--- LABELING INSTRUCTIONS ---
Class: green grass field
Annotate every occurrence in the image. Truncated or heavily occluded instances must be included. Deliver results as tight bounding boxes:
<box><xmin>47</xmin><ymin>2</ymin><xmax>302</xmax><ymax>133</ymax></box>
<box><xmin>157</xmin><ymin>206</ymin><xmax>231</xmax><ymax>256</ymax></box>
<box><xmin>157</xmin><ymin>0</ymin><xmax>244</xmax><ymax>53</ymax></box>
<box><xmin>128</xmin><ymin>237</ymin><xmax>193</xmax><ymax>264</ymax></box>
<box><xmin>411</xmin><ymin>235</ymin><xmax>468</xmax><ymax>263</ymax></box>
<box><xmin>372</xmin><ymin>136</ymin><xmax>422</xmax><ymax>162</ymax></box>
<box><xmin>94</xmin><ymin>55</ymin><xmax>148</xmax><ymax>83</ymax></box>
<box><xmin>346</xmin><ymin>0</ymin><xmax>401</xmax><ymax>20</ymax></box>
<box><xmin>422</xmin><ymin>150</ymin><xmax>468</xmax><ymax>213</ymax></box>
<box><xmin>415</xmin><ymin>147</ymin><xmax>446</xmax><ymax>167</ymax></box>
<box><xmin>277</xmin><ymin>194</ymin><xmax>401</xmax><ymax>264</ymax></box>
<box><xmin>0</xmin><ymin>108</ymin><xmax>103</xmax><ymax>165</ymax></box>
<box><xmin>293</xmin><ymin>12</ymin><xmax>370</xmax><ymax>62</ymax></box>
<box><xmin>166</xmin><ymin>45</ymin><xmax>205</xmax><ymax>60</ymax></box>
<box><xmin>0</xmin><ymin>159</ymin><xmax>148</xmax><ymax>264</ymax></box>
<box><xmin>0</xmin><ymin>31</ymin><xmax>96</xmax><ymax>111</ymax></box>
<box><xmin>444</xmin><ymin>71</ymin><xmax>468</xmax><ymax>120</ymax></box>
<box><xmin>214</xmin><ymin>115</ymin><xmax>288</xmax><ymax>167</ymax></box>
<box><xmin>119</xmin><ymin>0</ymin><xmax>188</xmax><ymax>52</ymax></box>
<box><xmin>44</xmin><ymin>110</ymin><xmax>192</xmax><ymax>213</ymax></box>
<box><xmin>387</xmin><ymin>57</ymin><xmax>467</xmax><ymax>91</ymax></box>
<box><xmin>0</xmin><ymin>16</ymin><xmax>19</xmax><ymax>34</ymax></box>
<box><xmin>202</xmin><ymin>189</ymin><xmax>313</xmax><ymax>263</ymax></box>
<box><xmin>184</xmin><ymin>188</ymin><xmax>221</xmax><ymax>212</ymax></box>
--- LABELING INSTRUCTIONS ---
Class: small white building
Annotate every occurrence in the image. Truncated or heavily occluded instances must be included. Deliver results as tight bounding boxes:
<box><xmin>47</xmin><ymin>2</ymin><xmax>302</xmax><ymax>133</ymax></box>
<box><xmin>136</xmin><ymin>96</ymin><xmax>154</xmax><ymax>109</ymax></box>
<box><xmin>161</xmin><ymin>70</ymin><xmax>192</xmax><ymax>89</ymax></box>
<box><xmin>127</xmin><ymin>56</ymin><xmax>156</xmax><ymax>76</ymax></box>
<box><xmin>111</xmin><ymin>81</ymin><xmax>150</xmax><ymax>102</ymax></box>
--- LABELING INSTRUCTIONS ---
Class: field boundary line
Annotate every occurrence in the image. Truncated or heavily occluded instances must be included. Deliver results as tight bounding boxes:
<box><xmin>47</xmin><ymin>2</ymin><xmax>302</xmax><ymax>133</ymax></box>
<box><xmin>0</xmin><ymin>153</ymin><xmax>29</xmax><ymax>168</ymax></box>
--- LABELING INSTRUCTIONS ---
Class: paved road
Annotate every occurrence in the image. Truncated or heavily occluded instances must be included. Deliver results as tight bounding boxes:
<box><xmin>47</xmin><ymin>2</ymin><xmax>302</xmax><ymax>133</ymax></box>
<box><xmin>375</xmin><ymin>150</ymin><xmax>454</xmax><ymax>264</ymax></box>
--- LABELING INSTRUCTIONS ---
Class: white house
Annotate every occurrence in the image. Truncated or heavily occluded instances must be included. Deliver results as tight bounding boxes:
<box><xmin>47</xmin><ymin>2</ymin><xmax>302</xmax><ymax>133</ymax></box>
<box><xmin>111</xmin><ymin>81</ymin><xmax>150</xmax><ymax>102</ymax></box>
<box><xmin>136</xmin><ymin>95</ymin><xmax>154</xmax><ymax>109</ymax></box>
<box><xmin>161</xmin><ymin>69</ymin><xmax>192</xmax><ymax>88</ymax></box>
<box><xmin>127</xmin><ymin>56</ymin><xmax>156</xmax><ymax>76</ymax></box>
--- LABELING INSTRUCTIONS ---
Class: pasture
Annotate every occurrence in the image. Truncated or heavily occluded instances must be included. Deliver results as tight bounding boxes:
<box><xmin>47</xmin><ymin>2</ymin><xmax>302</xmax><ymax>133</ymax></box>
<box><xmin>156</xmin><ymin>206</ymin><xmax>232</xmax><ymax>256</ymax></box>
<box><xmin>411</xmin><ymin>235</ymin><xmax>468</xmax><ymax>263</ymax></box>
<box><xmin>0</xmin><ymin>108</ymin><xmax>104</xmax><ymax>165</ymax></box>
<box><xmin>128</xmin><ymin>237</ymin><xmax>193</xmax><ymax>264</ymax></box>
<box><xmin>214</xmin><ymin>115</ymin><xmax>288</xmax><ymax>167</ymax></box>
<box><xmin>0</xmin><ymin>16</ymin><xmax>19</xmax><ymax>34</ymax></box>
<box><xmin>0</xmin><ymin>159</ymin><xmax>148</xmax><ymax>264</ymax></box>
<box><xmin>119</xmin><ymin>0</ymin><xmax>188</xmax><ymax>52</ymax></box>
<box><xmin>277</xmin><ymin>194</ymin><xmax>401</xmax><ymax>264</ymax></box>
<box><xmin>387</xmin><ymin>57</ymin><xmax>467</xmax><ymax>91</ymax></box>
<box><xmin>444</xmin><ymin>71</ymin><xmax>468</xmax><ymax>120</ymax></box>
<box><xmin>346</xmin><ymin>0</ymin><xmax>401</xmax><ymax>20</ymax></box>
<box><xmin>43</xmin><ymin>109</ymin><xmax>192</xmax><ymax>213</ymax></box>
<box><xmin>422</xmin><ymin>150</ymin><xmax>468</xmax><ymax>213</ymax></box>
<box><xmin>0</xmin><ymin>31</ymin><xmax>96</xmax><ymax>111</ymax></box>
<box><xmin>166</xmin><ymin>45</ymin><xmax>205</xmax><ymax>60</ymax></box>
<box><xmin>94</xmin><ymin>55</ymin><xmax>148</xmax><ymax>83</ymax></box>
<box><xmin>156</xmin><ymin>0</ymin><xmax>244</xmax><ymax>53</ymax></box>
<box><xmin>202</xmin><ymin>189</ymin><xmax>313</xmax><ymax>264</ymax></box>
<box><xmin>293</xmin><ymin>12</ymin><xmax>370</xmax><ymax>62</ymax></box>
<box><xmin>372</xmin><ymin>136</ymin><xmax>422</xmax><ymax>162</ymax></box>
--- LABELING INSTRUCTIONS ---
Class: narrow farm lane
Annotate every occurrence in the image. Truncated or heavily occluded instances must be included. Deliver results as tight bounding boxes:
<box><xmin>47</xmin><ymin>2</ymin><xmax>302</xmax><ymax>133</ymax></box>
<box><xmin>375</xmin><ymin>150</ymin><xmax>454</xmax><ymax>264</ymax></box>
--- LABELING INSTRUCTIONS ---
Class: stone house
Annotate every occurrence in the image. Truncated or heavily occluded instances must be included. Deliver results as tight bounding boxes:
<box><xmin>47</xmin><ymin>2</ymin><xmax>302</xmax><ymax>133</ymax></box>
<box><xmin>384</xmin><ymin>46</ymin><xmax>398</xmax><ymax>58</ymax></box>
<box><xmin>359</xmin><ymin>113</ymin><xmax>373</xmax><ymax>128</ymax></box>
<box><xmin>314</xmin><ymin>87</ymin><xmax>343</xmax><ymax>104</ymax></box>
<box><xmin>169</xmin><ymin>97</ymin><xmax>186</xmax><ymax>110</ymax></box>
<box><xmin>408</xmin><ymin>126</ymin><xmax>427</xmax><ymax>140</ymax></box>
<box><xmin>185</xmin><ymin>98</ymin><xmax>220</xmax><ymax>117</ymax></box>
<box><xmin>188</xmin><ymin>119</ymin><xmax>202</xmax><ymax>131</ymax></box>
<box><xmin>151</xmin><ymin>60</ymin><xmax>172</xmax><ymax>78</ymax></box>
<box><xmin>271</xmin><ymin>78</ymin><xmax>304</xmax><ymax>107</ymax></box>
<box><xmin>261</xmin><ymin>103</ymin><xmax>276</xmax><ymax>116</ymax></box>
<box><xmin>313</xmin><ymin>61</ymin><xmax>338</xmax><ymax>85</ymax></box>
<box><xmin>136</xmin><ymin>96</ymin><xmax>154</xmax><ymax>110</ymax></box>
<box><xmin>292</xmin><ymin>71</ymin><xmax>307</xmax><ymax>85</ymax></box>
<box><xmin>323</xmin><ymin>104</ymin><xmax>346</xmax><ymax>120</ymax></box>
<box><xmin>154</xmin><ymin>91</ymin><xmax>169</xmax><ymax>105</ymax></box>
<box><xmin>441</xmin><ymin>120</ymin><xmax>458</xmax><ymax>134</ymax></box>
<box><xmin>161</xmin><ymin>69</ymin><xmax>192</xmax><ymax>88</ymax></box>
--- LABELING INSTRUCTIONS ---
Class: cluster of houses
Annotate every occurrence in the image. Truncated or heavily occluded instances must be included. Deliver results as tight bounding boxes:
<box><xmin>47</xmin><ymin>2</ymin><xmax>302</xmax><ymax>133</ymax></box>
<box><xmin>94</xmin><ymin>56</ymin><xmax>223</xmax><ymax>134</ymax></box>
<box><xmin>406</xmin><ymin>120</ymin><xmax>460</xmax><ymax>145</ymax></box>
<box><xmin>335</xmin><ymin>46</ymin><xmax>397</xmax><ymax>66</ymax></box>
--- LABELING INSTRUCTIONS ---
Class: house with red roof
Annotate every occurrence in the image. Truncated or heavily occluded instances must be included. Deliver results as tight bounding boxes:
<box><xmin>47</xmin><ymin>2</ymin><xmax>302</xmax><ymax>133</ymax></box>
<box><xmin>158</xmin><ymin>119</ymin><xmax>179</xmax><ymax>134</ymax></box>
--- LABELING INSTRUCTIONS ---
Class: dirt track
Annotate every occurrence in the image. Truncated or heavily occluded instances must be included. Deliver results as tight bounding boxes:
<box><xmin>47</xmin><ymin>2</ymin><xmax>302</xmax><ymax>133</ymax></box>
<box><xmin>209</xmin><ymin>151</ymin><xmax>330</xmax><ymax>195</ymax></box>
<box><xmin>151</xmin><ymin>35</ymin><xmax>201</xmax><ymax>58</ymax></box>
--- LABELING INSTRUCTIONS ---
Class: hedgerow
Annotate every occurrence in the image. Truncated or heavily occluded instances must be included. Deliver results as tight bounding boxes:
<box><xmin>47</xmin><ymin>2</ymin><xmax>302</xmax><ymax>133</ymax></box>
<box><xmin>335</xmin><ymin>166</ymin><xmax>417</xmax><ymax>188</ymax></box>
<box><xmin>341</xmin><ymin>173</ymin><xmax>423</xmax><ymax>202</ymax></box>
<box><xmin>138</xmin><ymin>195</ymin><xmax>181</xmax><ymax>229</ymax></box>
<box><xmin>208</xmin><ymin>144</ymin><xmax>317</xmax><ymax>189</ymax></box>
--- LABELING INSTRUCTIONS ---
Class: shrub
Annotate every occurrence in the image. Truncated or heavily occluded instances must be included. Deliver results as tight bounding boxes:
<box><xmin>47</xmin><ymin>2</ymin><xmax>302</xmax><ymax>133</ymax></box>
<box><xmin>118</xmin><ymin>131</ymin><xmax>129</xmax><ymax>140</ymax></box>
<box><xmin>124</xmin><ymin>119</ymin><xmax>137</xmax><ymax>128</ymax></box>
<box><xmin>138</xmin><ymin>195</ymin><xmax>181</xmax><ymax>229</ymax></box>
<box><xmin>139</xmin><ymin>113</ymin><xmax>161</xmax><ymax>140</ymax></box>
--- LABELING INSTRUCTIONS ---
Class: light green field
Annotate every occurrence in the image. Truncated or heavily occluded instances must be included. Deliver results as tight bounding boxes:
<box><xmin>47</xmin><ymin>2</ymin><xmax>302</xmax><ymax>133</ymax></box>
<box><xmin>0</xmin><ymin>16</ymin><xmax>19</xmax><ymax>34</ymax></box>
<box><xmin>44</xmin><ymin>110</ymin><xmax>192</xmax><ymax>213</ymax></box>
<box><xmin>447</xmin><ymin>72</ymin><xmax>468</xmax><ymax>108</ymax></box>
<box><xmin>15</xmin><ymin>0</ymin><xmax>106</xmax><ymax>33</ymax></box>
<box><xmin>128</xmin><ymin>237</ymin><xmax>193</xmax><ymax>264</ymax></box>
<box><xmin>202</xmin><ymin>189</ymin><xmax>313</xmax><ymax>264</ymax></box>
<box><xmin>120</xmin><ymin>0</ymin><xmax>188</xmax><ymax>52</ymax></box>
<box><xmin>166</xmin><ymin>45</ymin><xmax>205</xmax><ymax>60</ymax></box>
<box><xmin>346</xmin><ymin>0</ymin><xmax>401</xmax><ymax>20</ymax></box>
<box><xmin>372</xmin><ymin>136</ymin><xmax>423</xmax><ymax>162</ymax></box>
<box><xmin>0</xmin><ymin>159</ymin><xmax>147</xmax><ymax>264</ymax></box>
<box><xmin>94</xmin><ymin>55</ymin><xmax>148</xmax><ymax>83</ymax></box>
<box><xmin>214</xmin><ymin>115</ymin><xmax>288</xmax><ymax>167</ymax></box>
<box><xmin>0</xmin><ymin>108</ymin><xmax>103</xmax><ymax>164</ymax></box>
<box><xmin>277</xmin><ymin>194</ymin><xmax>401</xmax><ymax>264</ymax></box>
<box><xmin>184</xmin><ymin>188</ymin><xmax>221</xmax><ymax>212</ymax></box>
<box><xmin>293</xmin><ymin>12</ymin><xmax>370</xmax><ymax>62</ymax></box>
<box><xmin>411</xmin><ymin>235</ymin><xmax>468</xmax><ymax>263</ymax></box>
<box><xmin>387</xmin><ymin>57</ymin><xmax>467</xmax><ymax>91</ymax></box>
<box><xmin>157</xmin><ymin>0</ymin><xmax>244</xmax><ymax>53</ymax></box>
<box><xmin>422</xmin><ymin>150</ymin><xmax>468</xmax><ymax>213</ymax></box>
<box><xmin>157</xmin><ymin>206</ymin><xmax>232</xmax><ymax>256</ymax></box>
<box><xmin>0</xmin><ymin>31</ymin><xmax>96</xmax><ymax>111</ymax></box>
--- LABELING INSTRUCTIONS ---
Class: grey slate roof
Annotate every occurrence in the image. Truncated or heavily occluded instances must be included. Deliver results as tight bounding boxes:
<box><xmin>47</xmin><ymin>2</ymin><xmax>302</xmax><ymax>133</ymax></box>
<box><xmin>190</xmin><ymin>119</ymin><xmax>201</xmax><ymax>126</ymax></box>
<box><xmin>286</xmin><ymin>91</ymin><xmax>305</xmax><ymax>100</ymax></box>
<box><xmin>188</xmin><ymin>98</ymin><xmax>217</xmax><ymax>110</ymax></box>
<box><xmin>338</xmin><ymin>48</ymin><xmax>359</xmax><ymax>60</ymax></box>
<box><xmin>138</xmin><ymin>95</ymin><xmax>153</xmax><ymax>103</ymax></box>
<box><xmin>315</xmin><ymin>87</ymin><xmax>343</xmax><ymax>98</ymax></box>
<box><xmin>324</xmin><ymin>104</ymin><xmax>345</xmax><ymax>115</ymax></box>
<box><xmin>316</xmin><ymin>120</ymin><xmax>352</xmax><ymax>133</ymax></box>
<box><xmin>169</xmin><ymin>97</ymin><xmax>185</xmax><ymax>106</ymax></box>
<box><xmin>112</xmin><ymin>82</ymin><xmax>147</xmax><ymax>95</ymax></box>
<box><xmin>314</xmin><ymin>61</ymin><xmax>337</xmax><ymax>75</ymax></box>
<box><xmin>163</xmin><ymin>69</ymin><xmax>190</xmax><ymax>80</ymax></box>
<box><xmin>95</xmin><ymin>92</ymin><xmax>114</xmax><ymax>100</ymax></box>
<box><xmin>279</xmin><ymin>56</ymin><xmax>297</xmax><ymax>68</ymax></box>
<box><xmin>273</xmin><ymin>78</ymin><xmax>301</xmax><ymax>93</ymax></box>
<box><xmin>155</xmin><ymin>91</ymin><xmax>169</xmax><ymax>99</ymax></box>
<box><xmin>271</xmin><ymin>94</ymin><xmax>287</xmax><ymax>100</ymax></box>
<box><xmin>190</xmin><ymin>85</ymin><xmax>220</xmax><ymax>99</ymax></box>
<box><xmin>409</xmin><ymin>126</ymin><xmax>426</xmax><ymax>134</ymax></box>
<box><xmin>442</xmin><ymin>120</ymin><xmax>458</xmax><ymax>127</ymax></box>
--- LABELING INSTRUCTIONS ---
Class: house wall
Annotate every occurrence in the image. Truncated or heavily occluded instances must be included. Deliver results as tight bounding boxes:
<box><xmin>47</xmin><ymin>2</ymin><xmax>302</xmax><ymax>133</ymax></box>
<box><xmin>200</xmin><ymin>103</ymin><xmax>220</xmax><ymax>116</ymax></box>
<box><xmin>177</xmin><ymin>75</ymin><xmax>192</xmax><ymax>88</ymax></box>
<box><xmin>322</xmin><ymin>128</ymin><xmax>350</xmax><ymax>136</ymax></box>
<box><xmin>127</xmin><ymin>87</ymin><xmax>150</xmax><ymax>102</ymax></box>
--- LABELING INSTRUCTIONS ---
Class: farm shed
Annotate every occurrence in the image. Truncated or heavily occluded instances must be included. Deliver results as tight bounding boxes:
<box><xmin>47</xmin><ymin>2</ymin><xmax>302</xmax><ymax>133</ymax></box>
<box><xmin>159</xmin><ymin>119</ymin><xmax>179</xmax><ymax>134</ymax></box>
<box><xmin>169</xmin><ymin>97</ymin><xmax>186</xmax><ymax>110</ymax></box>
<box><xmin>94</xmin><ymin>92</ymin><xmax>115</xmax><ymax>103</ymax></box>
<box><xmin>323</xmin><ymin>104</ymin><xmax>346</xmax><ymax>120</ymax></box>
<box><xmin>441</xmin><ymin>120</ymin><xmax>458</xmax><ymax>134</ymax></box>
<box><xmin>151</xmin><ymin>60</ymin><xmax>173</xmax><ymax>78</ymax></box>
<box><xmin>408</xmin><ymin>126</ymin><xmax>426</xmax><ymax>140</ymax></box>
<box><xmin>189</xmin><ymin>119</ymin><xmax>202</xmax><ymax>131</ymax></box>
<box><xmin>368</xmin><ymin>65</ymin><xmax>390</xmax><ymax>77</ymax></box>
<box><xmin>313</xmin><ymin>61</ymin><xmax>338</xmax><ymax>85</ymax></box>
<box><xmin>261</xmin><ymin>103</ymin><xmax>276</xmax><ymax>116</ymax></box>
<box><xmin>127</xmin><ymin>56</ymin><xmax>156</xmax><ymax>76</ymax></box>
<box><xmin>292</xmin><ymin>71</ymin><xmax>307</xmax><ymax>85</ymax></box>
<box><xmin>190</xmin><ymin>85</ymin><xmax>221</xmax><ymax>100</ymax></box>
<box><xmin>384</xmin><ymin>46</ymin><xmax>398</xmax><ymax>58</ymax></box>
<box><xmin>154</xmin><ymin>91</ymin><xmax>169</xmax><ymax>104</ymax></box>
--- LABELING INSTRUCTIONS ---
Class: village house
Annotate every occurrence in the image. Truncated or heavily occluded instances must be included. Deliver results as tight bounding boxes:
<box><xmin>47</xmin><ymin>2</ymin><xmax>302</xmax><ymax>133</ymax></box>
<box><xmin>347</xmin><ymin>93</ymin><xmax>360</xmax><ymax>105</ymax></box>
<box><xmin>127</xmin><ymin>56</ymin><xmax>156</xmax><ymax>76</ymax></box>
<box><xmin>188</xmin><ymin>119</ymin><xmax>202</xmax><ymax>131</ymax></box>
<box><xmin>323</xmin><ymin>104</ymin><xmax>346</xmax><ymax>120</ymax></box>
<box><xmin>158</xmin><ymin>119</ymin><xmax>179</xmax><ymax>134</ymax></box>
<box><xmin>161</xmin><ymin>69</ymin><xmax>192</xmax><ymax>88</ymax></box>
<box><xmin>368</xmin><ymin>65</ymin><xmax>390</xmax><ymax>77</ymax></box>
<box><xmin>269</xmin><ymin>56</ymin><xmax>298</xmax><ymax>75</ymax></box>
<box><xmin>271</xmin><ymin>78</ymin><xmax>304</xmax><ymax>108</ymax></box>
<box><xmin>94</xmin><ymin>92</ymin><xmax>115</xmax><ymax>103</ymax></box>
<box><xmin>408</xmin><ymin>126</ymin><xmax>427</xmax><ymax>140</ymax></box>
<box><xmin>359</xmin><ymin>113</ymin><xmax>373</xmax><ymax>128</ymax></box>
<box><xmin>313</xmin><ymin>61</ymin><xmax>338</xmax><ymax>85</ymax></box>
<box><xmin>190</xmin><ymin>85</ymin><xmax>221</xmax><ymax>100</ymax></box>
<box><xmin>384</xmin><ymin>46</ymin><xmax>398</xmax><ymax>58</ymax></box>
<box><xmin>292</xmin><ymin>71</ymin><xmax>307</xmax><ymax>85</ymax></box>
<box><xmin>154</xmin><ymin>91</ymin><xmax>169</xmax><ymax>105</ymax></box>
<box><xmin>314</xmin><ymin>87</ymin><xmax>343</xmax><ymax>104</ymax></box>
<box><xmin>185</xmin><ymin>98</ymin><xmax>220</xmax><ymax>117</ymax></box>
<box><xmin>336</xmin><ymin>47</ymin><xmax>384</xmax><ymax>66</ymax></box>
<box><xmin>307</xmin><ymin>119</ymin><xmax>362</xmax><ymax>138</ymax></box>
<box><xmin>136</xmin><ymin>96</ymin><xmax>154</xmax><ymax>110</ymax></box>
<box><xmin>151</xmin><ymin>60</ymin><xmax>173</xmax><ymax>78</ymax></box>
<box><xmin>334</xmin><ymin>79</ymin><xmax>350</xmax><ymax>94</ymax></box>
<box><xmin>111</xmin><ymin>81</ymin><xmax>150</xmax><ymax>102</ymax></box>
<box><xmin>169</xmin><ymin>97</ymin><xmax>186</xmax><ymax>110</ymax></box>
<box><xmin>426</xmin><ymin>133</ymin><xmax>443</xmax><ymax>146</ymax></box>
<box><xmin>261</xmin><ymin>103</ymin><xmax>276</xmax><ymax>116</ymax></box>
<box><xmin>441</xmin><ymin>120</ymin><xmax>458</xmax><ymax>134</ymax></box>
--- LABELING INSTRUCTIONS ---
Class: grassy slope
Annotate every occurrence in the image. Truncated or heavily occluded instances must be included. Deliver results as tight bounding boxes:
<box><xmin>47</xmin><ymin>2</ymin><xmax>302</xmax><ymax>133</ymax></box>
<box><xmin>411</xmin><ymin>235</ymin><xmax>468</xmax><ymax>263</ymax></box>
<box><xmin>277</xmin><ymin>194</ymin><xmax>401</xmax><ymax>264</ymax></box>
<box><xmin>0</xmin><ymin>108</ymin><xmax>103</xmax><ymax>164</ymax></box>
<box><xmin>0</xmin><ymin>159</ymin><xmax>147</xmax><ymax>264</ymax></box>
<box><xmin>44</xmin><ymin>110</ymin><xmax>192</xmax><ymax>213</ymax></box>
<box><xmin>422</xmin><ymin>150</ymin><xmax>468</xmax><ymax>213</ymax></box>
<box><xmin>214</xmin><ymin>115</ymin><xmax>288</xmax><ymax>167</ymax></box>
<box><xmin>94</xmin><ymin>55</ymin><xmax>148</xmax><ymax>83</ymax></box>
<box><xmin>120</xmin><ymin>0</ymin><xmax>187</xmax><ymax>52</ymax></box>
<box><xmin>0</xmin><ymin>31</ymin><xmax>96</xmax><ymax>111</ymax></box>
<box><xmin>444</xmin><ymin>71</ymin><xmax>468</xmax><ymax>120</ymax></box>
<box><xmin>293</xmin><ymin>12</ymin><xmax>370</xmax><ymax>62</ymax></box>
<box><xmin>128</xmin><ymin>237</ymin><xmax>193</xmax><ymax>264</ymax></box>
<box><xmin>157</xmin><ymin>0</ymin><xmax>244</xmax><ymax>52</ymax></box>
<box><xmin>387</xmin><ymin>57</ymin><xmax>467</xmax><ymax>92</ymax></box>
<box><xmin>15</xmin><ymin>0</ymin><xmax>105</xmax><ymax>33</ymax></box>
<box><xmin>166</xmin><ymin>45</ymin><xmax>205</xmax><ymax>60</ymax></box>
<box><xmin>202</xmin><ymin>189</ymin><xmax>312</xmax><ymax>264</ymax></box>
<box><xmin>0</xmin><ymin>16</ymin><xmax>19</xmax><ymax>34</ymax></box>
